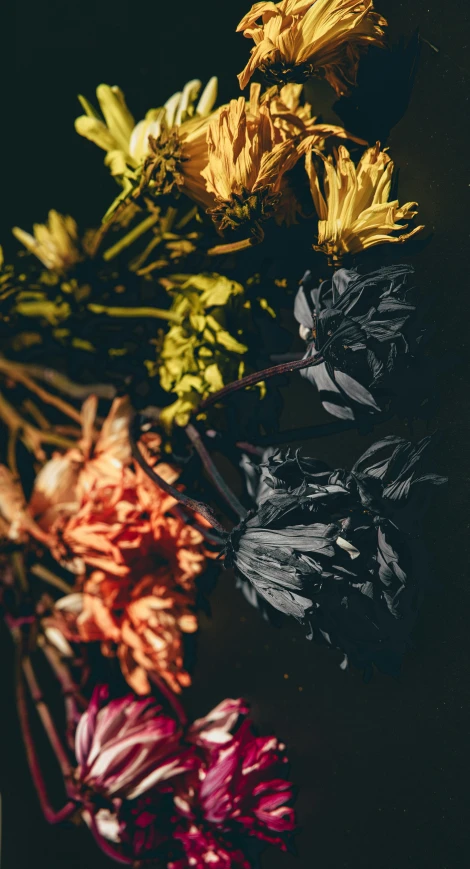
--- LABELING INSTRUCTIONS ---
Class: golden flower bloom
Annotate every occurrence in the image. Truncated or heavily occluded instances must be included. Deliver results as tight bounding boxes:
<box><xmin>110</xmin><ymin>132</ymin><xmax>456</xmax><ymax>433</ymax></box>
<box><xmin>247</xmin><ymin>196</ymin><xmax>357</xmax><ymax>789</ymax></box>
<box><xmin>201</xmin><ymin>83</ymin><xmax>301</xmax><ymax>238</ymax></box>
<box><xmin>12</xmin><ymin>211</ymin><xmax>83</xmax><ymax>273</ymax></box>
<box><xmin>75</xmin><ymin>79</ymin><xmax>218</xmax><ymax>207</ymax></box>
<box><xmin>237</xmin><ymin>0</ymin><xmax>387</xmax><ymax>96</ymax></box>
<box><xmin>306</xmin><ymin>143</ymin><xmax>424</xmax><ymax>265</ymax></box>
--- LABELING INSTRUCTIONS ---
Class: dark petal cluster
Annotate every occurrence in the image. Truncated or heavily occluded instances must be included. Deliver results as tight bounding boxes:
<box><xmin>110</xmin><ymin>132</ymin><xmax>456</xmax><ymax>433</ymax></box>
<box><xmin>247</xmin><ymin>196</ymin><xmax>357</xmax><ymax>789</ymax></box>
<box><xmin>79</xmin><ymin>691</ymin><xmax>295</xmax><ymax>866</ymax></box>
<box><xmin>226</xmin><ymin>437</ymin><xmax>446</xmax><ymax>675</ymax></box>
<box><xmin>294</xmin><ymin>265</ymin><xmax>428</xmax><ymax>421</ymax></box>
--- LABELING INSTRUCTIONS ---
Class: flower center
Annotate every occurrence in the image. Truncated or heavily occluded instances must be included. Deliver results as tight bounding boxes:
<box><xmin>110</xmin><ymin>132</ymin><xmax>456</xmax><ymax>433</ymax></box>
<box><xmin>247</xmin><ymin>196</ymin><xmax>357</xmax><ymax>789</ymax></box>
<box><xmin>208</xmin><ymin>186</ymin><xmax>281</xmax><ymax>237</ymax></box>
<box><xmin>259</xmin><ymin>59</ymin><xmax>318</xmax><ymax>86</ymax></box>
<box><xmin>141</xmin><ymin>130</ymin><xmax>187</xmax><ymax>197</ymax></box>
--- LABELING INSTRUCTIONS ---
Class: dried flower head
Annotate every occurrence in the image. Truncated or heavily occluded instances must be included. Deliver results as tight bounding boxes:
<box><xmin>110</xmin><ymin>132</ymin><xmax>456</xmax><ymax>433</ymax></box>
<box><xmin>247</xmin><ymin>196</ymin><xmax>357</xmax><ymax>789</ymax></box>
<box><xmin>307</xmin><ymin>143</ymin><xmax>424</xmax><ymax>265</ymax></box>
<box><xmin>158</xmin><ymin>272</ymin><xmax>272</xmax><ymax>429</ymax></box>
<box><xmin>294</xmin><ymin>264</ymin><xmax>422</xmax><ymax>420</ymax></box>
<box><xmin>75</xmin><ymin>79</ymin><xmax>218</xmax><ymax>207</ymax></box>
<box><xmin>79</xmin><ymin>692</ymin><xmax>295</xmax><ymax>866</ymax></box>
<box><xmin>226</xmin><ymin>437</ymin><xmax>446</xmax><ymax>674</ymax></box>
<box><xmin>201</xmin><ymin>83</ymin><xmax>301</xmax><ymax>238</ymax></box>
<box><xmin>75</xmin><ymin>685</ymin><xmax>195</xmax><ymax>801</ymax></box>
<box><xmin>67</xmin><ymin>568</ymin><xmax>199</xmax><ymax>695</ymax></box>
<box><xmin>23</xmin><ymin>396</ymin><xmax>210</xmax><ymax>692</ymax></box>
<box><xmin>237</xmin><ymin>0</ymin><xmax>387</xmax><ymax>95</ymax></box>
<box><xmin>12</xmin><ymin>211</ymin><xmax>84</xmax><ymax>274</ymax></box>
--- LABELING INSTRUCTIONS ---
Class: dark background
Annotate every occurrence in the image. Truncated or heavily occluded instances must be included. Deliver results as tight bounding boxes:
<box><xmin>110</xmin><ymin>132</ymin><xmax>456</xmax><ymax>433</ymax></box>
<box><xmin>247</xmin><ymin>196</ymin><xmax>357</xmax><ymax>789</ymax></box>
<box><xmin>2</xmin><ymin>1</ymin><xmax>470</xmax><ymax>867</ymax></box>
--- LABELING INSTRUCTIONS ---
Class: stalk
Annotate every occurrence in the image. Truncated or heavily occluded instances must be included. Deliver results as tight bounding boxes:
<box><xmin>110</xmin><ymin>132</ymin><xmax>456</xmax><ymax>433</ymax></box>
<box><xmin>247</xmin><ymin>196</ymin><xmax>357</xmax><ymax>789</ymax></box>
<box><xmin>129</xmin><ymin>416</ymin><xmax>226</xmax><ymax>535</ymax></box>
<box><xmin>185</xmin><ymin>424</ymin><xmax>247</xmax><ymax>519</ymax></box>
<box><xmin>199</xmin><ymin>354</ymin><xmax>325</xmax><ymax>410</ymax></box>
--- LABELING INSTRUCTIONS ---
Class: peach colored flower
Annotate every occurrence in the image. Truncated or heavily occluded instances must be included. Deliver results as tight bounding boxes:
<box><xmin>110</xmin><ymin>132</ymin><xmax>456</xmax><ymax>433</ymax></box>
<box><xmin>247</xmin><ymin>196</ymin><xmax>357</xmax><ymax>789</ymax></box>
<box><xmin>55</xmin><ymin>568</ymin><xmax>198</xmax><ymax>695</ymax></box>
<box><xmin>237</xmin><ymin>0</ymin><xmax>387</xmax><ymax>96</ymax></box>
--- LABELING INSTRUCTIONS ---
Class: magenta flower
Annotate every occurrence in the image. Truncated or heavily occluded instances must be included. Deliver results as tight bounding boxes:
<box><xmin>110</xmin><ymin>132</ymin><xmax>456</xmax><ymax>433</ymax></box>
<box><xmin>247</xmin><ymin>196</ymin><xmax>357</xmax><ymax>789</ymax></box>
<box><xmin>184</xmin><ymin>698</ymin><xmax>296</xmax><ymax>848</ymax></box>
<box><xmin>173</xmin><ymin>824</ymin><xmax>251</xmax><ymax>869</ymax></box>
<box><xmin>75</xmin><ymin>685</ymin><xmax>196</xmax><ymax>800</ymax></box>
<box><xmin>74</xmin><ymin>689</ymin><xmax>296</xmax><ymax>867</ymax></box>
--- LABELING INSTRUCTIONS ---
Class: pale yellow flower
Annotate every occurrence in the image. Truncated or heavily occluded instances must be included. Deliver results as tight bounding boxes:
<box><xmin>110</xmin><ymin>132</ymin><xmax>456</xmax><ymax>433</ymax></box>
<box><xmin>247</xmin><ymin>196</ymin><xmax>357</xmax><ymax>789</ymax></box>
<box><xmin>12</xmin><ymin>211</ymin><xmax>83</xmax><ymax>273</ymax></box>
<box><xmin>237</xmin><ymin>0</ymin><xmax>387</xmax><ymax>96</ymax></box>
<box><xmin>306</xmin><ymin>143</ymin><xmax>424</xmax><ymax>265</ymax></box>
<box><xmin>75</xmin><ymin>78</ymin><xmax>218</xmax><ymax>206</ymax></box>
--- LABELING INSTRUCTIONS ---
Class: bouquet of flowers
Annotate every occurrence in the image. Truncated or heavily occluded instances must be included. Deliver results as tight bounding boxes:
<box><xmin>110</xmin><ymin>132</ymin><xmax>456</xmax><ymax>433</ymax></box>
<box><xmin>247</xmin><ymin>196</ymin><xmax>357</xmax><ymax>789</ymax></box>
<box><xmin>0</xmin><ymin>2</ymin><xmax>445</xmax><ymax>866</ymax></box>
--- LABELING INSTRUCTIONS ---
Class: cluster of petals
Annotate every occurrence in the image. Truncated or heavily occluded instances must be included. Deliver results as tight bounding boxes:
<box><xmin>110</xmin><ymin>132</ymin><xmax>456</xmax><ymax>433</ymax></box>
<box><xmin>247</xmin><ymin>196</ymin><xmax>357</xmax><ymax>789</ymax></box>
<box><xmin>237</xmin><ymin>0</ymin><xmax>387</xmax><ymax>95</ymax></box>
<box><xmin>74</xmin><ymin>688</ymin><xmax>295</xmax><ymax>867</ymax></box>
<box><xmin>0</xmin><ymin>395</ymin><xmax>211</xmax><ymax>694</ymax></box>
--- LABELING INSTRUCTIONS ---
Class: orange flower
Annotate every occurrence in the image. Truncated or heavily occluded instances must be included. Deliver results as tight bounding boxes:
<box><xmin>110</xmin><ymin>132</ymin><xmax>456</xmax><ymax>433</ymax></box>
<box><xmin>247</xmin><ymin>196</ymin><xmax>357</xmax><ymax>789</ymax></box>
<box><xmin>53</xmin><ymin>568</ymin><xmax>198</xmax><ymax>695</ymax></box>
<box><xmin>237</xmin><ymin>0</ymin><xmax>387</xmax><ymax>96</ymax></box>
<box><xmin>28</xmin><ymin>394</ymin><xmax>213</xmax><ymax>694</ymax></box>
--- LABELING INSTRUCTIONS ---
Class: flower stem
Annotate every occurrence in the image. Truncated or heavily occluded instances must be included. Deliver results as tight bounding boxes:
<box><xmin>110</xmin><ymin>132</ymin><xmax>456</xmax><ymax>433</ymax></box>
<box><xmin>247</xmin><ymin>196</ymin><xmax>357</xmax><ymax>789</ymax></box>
<box><xmin>18</xmin><ymin>365</ymin><xmax>116</xmax><ymax>400</ymax></box>
<box><xmin>0</xmin><ymin>391</ymin><xmax>74</xmax><ymax>460</ymax></box>
<box><xmin>185</xmin><ymin>424</ymin><xmax>247</xmax><ymax>519</ymax></box>
<box><xmin>149</xmin><ymin>672</ymin><xmax>188</xmax><ymax>728</ymax></box>
<box><xmin>0</xmin><ymin>359</ymin><xmax>81</xmax><ymax>423</ymax></box>
<box><xmin>30</xmin><ymin>563</ymin><xmax>73</xmax><ymax>595</ymax></box>
<box><xmin>12</xmin><ymin>632</ymin><xmax>76</xmax><ymax>824</ymax></box>
<box><xmin>102</xmin><ymin>211</ymin><xmax>161</xmax><ymax>261</ymax></box>
<box><xmin>129</xmin><ymin>415</ymin><xmax>226</xmax><ymax>535</ymax></box>
<box><xmin>199</xmin><ymin>354</ymin><xmax>325</xmax><ymax>410</ymax></box>
<box><xmin>39</xmin><ymin>638</ymin><xmax>87</xmax><ymax>750</ymax></box>
<box><xmin>85</xmin><ymin>811</ymin><xmax>134</xmax><ymax>865</ymax></box>
<box><xmin>87</xmin><ymin>303</ymin><xmax>181</xmax><ymax>324</ymax></box>
<box><xmin>22</xmin><ymin>657</ymin><xmax>73</xmax><ymax>778</ymax></box>
<box><xmin>207</xmin><ymin>237</ymin><xmax>254</xmax><ymax>256</ymax></box>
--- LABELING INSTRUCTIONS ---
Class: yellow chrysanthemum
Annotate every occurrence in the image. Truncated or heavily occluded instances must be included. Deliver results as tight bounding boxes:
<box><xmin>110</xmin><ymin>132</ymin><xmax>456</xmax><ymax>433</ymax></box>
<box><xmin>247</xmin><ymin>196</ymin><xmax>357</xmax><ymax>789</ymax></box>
<box><xmin>237</xmin><ymin>0</ymin><xmax>387</xmax><ymax>95</ymax></box>
<box><xmin>306</xmin><ymin>143</ymin><xmax>424</xmax><ymax>265</ymax></box>
<box><xmin>201</xmin><ymin>84</ymin><xmax>302</xmax><ymax>238</ymax></box>
<box><xmin>201</xmin><ymin>83</ymin><xmax>362</xmax><ymax>237</ymax></box>
<box><xmin>12</xmin><ymin>211</ymin><xmax>83</xmax><ymax>273</ymax></box>
<box><xmin>158</xmin><ymin>273</ymin><xmax>267</xmax><ymax>429</ymax></box>
<box><xmin>75</xmin><ymin>78</ymin><xmax>218</xmax><ymax>207</ymax></box>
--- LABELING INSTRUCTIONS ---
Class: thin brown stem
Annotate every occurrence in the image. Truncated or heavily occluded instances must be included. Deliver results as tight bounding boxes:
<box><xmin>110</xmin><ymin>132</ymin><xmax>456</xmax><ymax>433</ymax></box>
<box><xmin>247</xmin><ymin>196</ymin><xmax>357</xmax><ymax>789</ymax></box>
<box><xmin>39</xmin><ymin>638</ymin><xmax>88</xmax><ymax>750</ymax></box>
<box><xmin>199</xmin><ymin>354</ymin><xmax>325</xmax><ymax>410</ymax></box>
<box><xmin>185</xmin><ymin>424</ymin><xmax>247</xmax><ymax>519</ymax></box>
<box><xmin>30</xmin><ymin>564</ymin><xmax>73</xmax><ymax>595</ymax></box>
<box><xmin>0</xmin><ymin>359</ymin><xmax>81</xmax><ymax>423</ymax></box>
<box><xmin>0</xmin><ymin>391</ymin><xmax>75</xmax><ymax>459</ymax></box>
<box><xmin>22</xmin><ymin>657</ymin><xmax>73</xmax><ymax>778</ymax></box>
<box><xmin>12</xmin><ymin>633</ymin><xmax>76</xmax><ymax>824</ymax></box>
<box><xmin>129</xmin><ymin>415</ymin><xmax>226</xmax><ymax>535</ymax></box>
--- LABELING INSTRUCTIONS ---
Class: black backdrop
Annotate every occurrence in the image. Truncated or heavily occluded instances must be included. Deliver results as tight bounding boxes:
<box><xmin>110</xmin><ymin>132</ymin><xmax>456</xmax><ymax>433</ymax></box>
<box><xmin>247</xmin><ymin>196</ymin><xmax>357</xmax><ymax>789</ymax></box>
<box><xmin>2</xmin><ymin>1</ymin><xmax>470</xmax><ymax>867</ymax></box>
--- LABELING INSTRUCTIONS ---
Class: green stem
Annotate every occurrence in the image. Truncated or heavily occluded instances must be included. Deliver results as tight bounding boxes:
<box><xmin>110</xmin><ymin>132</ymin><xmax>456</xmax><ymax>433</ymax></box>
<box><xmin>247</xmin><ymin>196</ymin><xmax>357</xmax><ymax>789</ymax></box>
<box><xmin>87</xmin><ymin>303</ymin><xmax>181</xmax><ymax>324</ymax></box>
<box><xmin>102</xmin><ymin>211</ymin><xmax>161</xmax><ymax>261</ymax></box>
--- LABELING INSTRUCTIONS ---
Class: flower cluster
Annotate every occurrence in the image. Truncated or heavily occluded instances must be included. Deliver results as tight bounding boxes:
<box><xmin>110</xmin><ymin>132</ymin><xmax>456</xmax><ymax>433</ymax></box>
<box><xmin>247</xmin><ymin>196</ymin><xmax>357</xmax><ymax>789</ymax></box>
<box><xmin>227</xmin><ymin>437</ymin><xmax>446</xmax><ymax>675</ymax></box>
<box><xmin>293</xmin><ymin>263</ymin><xmax>423</xmax><ymax>420</ymax></box>
<box><xmin>156</xmin><ymin>272</ymin><xmax>275</xmax><ymax>429</ymax></box>
<box><xmin>0</xmin><ymin>0</ymin><xmax>445</xmax><ymax>866</ymax></box>
<box><xmin>74</xmin><ymin>687</ymin><xmax>295</xmax><ymax>867</ymax></box>
<box><xmin>2</xmin><ymin>396</ymin><xmax>211</xmax><ymax>694</ymax></box>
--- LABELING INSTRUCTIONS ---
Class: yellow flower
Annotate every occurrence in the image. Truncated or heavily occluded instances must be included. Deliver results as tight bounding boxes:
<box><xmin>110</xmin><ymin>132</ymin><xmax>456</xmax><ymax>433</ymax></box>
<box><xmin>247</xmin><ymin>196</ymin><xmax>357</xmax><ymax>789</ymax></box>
<box><xmin>158</xmin><ymin>273</ymin><xmax>267</xmax><ymax>429</ymax></box>
<box><xmin>201</xmin><ymin>82</ymin><xmax>362</xmax><ymax>236</ymax></box>
<box><xmin>75</xmin><ymin>79</ymin><xmax>218</xmax><ymax>206</ymax></box>
<box><xmin>237</xmin><ymin>0</ymin><xmax>387</xmax><ymax>96</ymax></box>
<box><xmin>306</xmin><ymin>143</ymin><xmax>424</xmax><ymax>265</ymax></box>
<box><xmin>201</xmin><ymin>83</ymin><xmax>302</xmax><ymax>238</ymax></box>
<box><xmin>12</xmin><ymin>211</ymin><xmax>83</xmax><ymax>273</ymax></box>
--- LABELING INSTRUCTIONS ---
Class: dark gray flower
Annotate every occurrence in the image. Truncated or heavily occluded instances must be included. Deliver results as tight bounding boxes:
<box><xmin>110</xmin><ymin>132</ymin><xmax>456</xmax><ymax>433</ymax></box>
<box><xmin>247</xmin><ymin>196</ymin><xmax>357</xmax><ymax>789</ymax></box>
<box><xmin>294</xmin><ymin>265</ymin><xmax>425</xmax><ymax>421</ymax></box>
<box><xmin>226</xmin><ymin>437</ymin><xmax>446</xmax><ymax>676</ymax></box>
